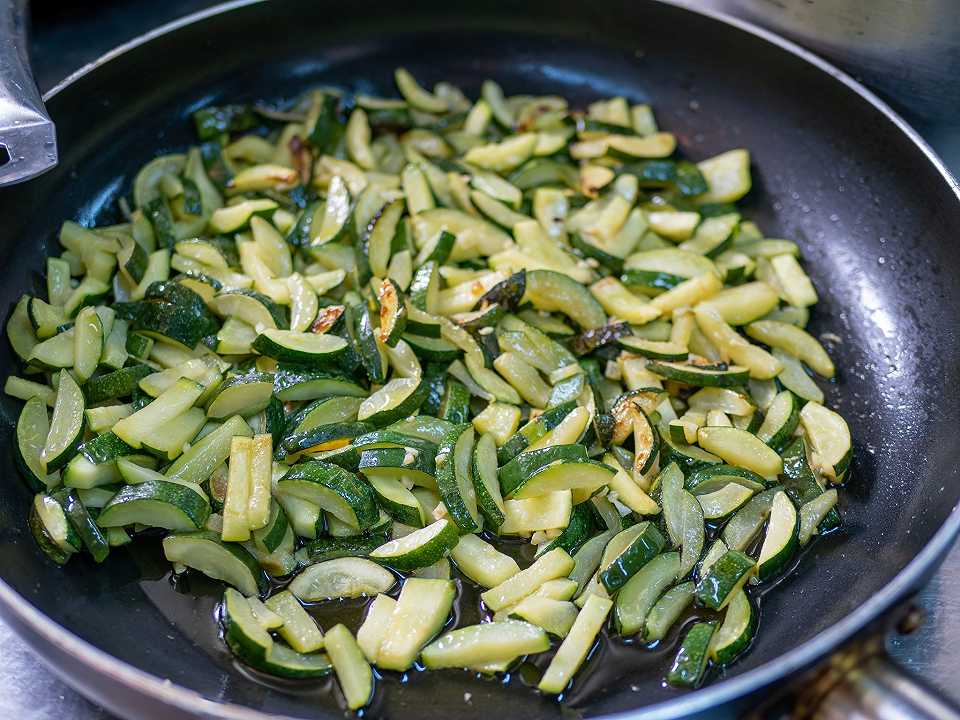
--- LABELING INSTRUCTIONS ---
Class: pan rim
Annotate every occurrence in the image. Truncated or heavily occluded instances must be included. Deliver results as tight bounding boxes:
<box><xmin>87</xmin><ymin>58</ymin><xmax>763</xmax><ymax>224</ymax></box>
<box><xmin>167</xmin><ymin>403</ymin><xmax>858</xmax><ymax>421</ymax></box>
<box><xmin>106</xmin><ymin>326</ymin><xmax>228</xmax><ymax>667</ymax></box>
<box><xmin>6</xmin><ymin>0</ymin><xmax>958</xmax><ymax>717</ymax></box>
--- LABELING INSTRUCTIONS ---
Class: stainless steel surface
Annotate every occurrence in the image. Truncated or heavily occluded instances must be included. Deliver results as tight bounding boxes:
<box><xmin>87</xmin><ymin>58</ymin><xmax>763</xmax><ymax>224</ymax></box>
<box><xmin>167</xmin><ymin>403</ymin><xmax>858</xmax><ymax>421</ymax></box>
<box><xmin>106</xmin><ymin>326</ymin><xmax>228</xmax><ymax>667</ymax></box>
<box><xmin>816</xmin><ymin>655</ymin><xmax>960</xmax><ymax>720</ymax></box>
<box><xmin>0</xmin><ymin>0</ymin><xmax>56</xmax><ymax>185</ymax></box>
<box><xmin>708</xmin><ymin>0</ymin><xmax>960</xmax><ymax>122</ymax></box>
<box><xmin>2</xmin><ymin>1</ymin><xmax>959</xmax><ymax>718</ymax></box>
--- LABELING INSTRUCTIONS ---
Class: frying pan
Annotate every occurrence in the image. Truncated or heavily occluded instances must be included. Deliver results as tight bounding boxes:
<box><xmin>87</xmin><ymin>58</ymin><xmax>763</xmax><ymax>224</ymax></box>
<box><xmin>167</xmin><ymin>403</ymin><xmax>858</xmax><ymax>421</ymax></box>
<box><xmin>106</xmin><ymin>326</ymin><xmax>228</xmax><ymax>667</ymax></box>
<box><xmin>1</xmin><ymin>1</ymin><xmax>959</xmax><ymax>718</ymax></box>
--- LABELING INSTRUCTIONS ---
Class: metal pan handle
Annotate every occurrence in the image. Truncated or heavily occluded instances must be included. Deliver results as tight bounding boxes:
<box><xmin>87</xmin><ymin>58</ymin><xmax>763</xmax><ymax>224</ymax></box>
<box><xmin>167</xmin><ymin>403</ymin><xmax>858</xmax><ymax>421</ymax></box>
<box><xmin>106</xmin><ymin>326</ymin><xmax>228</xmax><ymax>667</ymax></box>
<box><xmin>0</xmin><ymin>0</ymin><xmax>57</xmax><ymax>186</ymax></box>
<box><xmin>816</xmin><ymin>653</ymin><xmax>960</xmax><ymax>720</ymax></box>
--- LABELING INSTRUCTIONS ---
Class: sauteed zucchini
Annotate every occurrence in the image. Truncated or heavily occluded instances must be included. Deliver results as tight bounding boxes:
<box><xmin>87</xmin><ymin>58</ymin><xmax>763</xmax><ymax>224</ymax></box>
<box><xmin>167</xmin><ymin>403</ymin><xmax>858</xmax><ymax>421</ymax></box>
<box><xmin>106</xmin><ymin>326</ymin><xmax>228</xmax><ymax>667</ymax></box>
<box><xmin>5</xmin><ymin>68</ymin><xmax>851</xmax><ymax>705</ymax></box>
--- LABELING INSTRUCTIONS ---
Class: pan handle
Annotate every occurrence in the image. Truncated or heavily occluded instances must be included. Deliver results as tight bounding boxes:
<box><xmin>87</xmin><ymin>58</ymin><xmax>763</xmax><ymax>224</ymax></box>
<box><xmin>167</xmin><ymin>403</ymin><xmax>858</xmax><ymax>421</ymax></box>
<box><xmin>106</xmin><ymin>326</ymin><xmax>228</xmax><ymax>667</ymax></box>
<box><xmin>0</xmin><ymin>0</ymin><xmax>57</xmax><ymax>186</ymax></box>
<box><xmin>815</xmin><ymin>653</ymin><xmax>960</xmax><ymax>720</ymax></box>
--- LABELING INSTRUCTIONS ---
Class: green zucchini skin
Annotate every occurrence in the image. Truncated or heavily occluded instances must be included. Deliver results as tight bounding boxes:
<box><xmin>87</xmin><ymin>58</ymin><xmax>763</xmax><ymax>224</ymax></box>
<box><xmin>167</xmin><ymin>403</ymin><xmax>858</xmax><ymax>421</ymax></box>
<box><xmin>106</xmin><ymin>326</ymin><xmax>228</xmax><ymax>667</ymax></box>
<box><xmin>50</xmin><ymin>488</ymin><xmax>110</xmax><ymax>563</ymax></box>
<box><xmin>277</xmin><ymin>461</ymin><xmax>380</xmax><ymax>531</ymax></box>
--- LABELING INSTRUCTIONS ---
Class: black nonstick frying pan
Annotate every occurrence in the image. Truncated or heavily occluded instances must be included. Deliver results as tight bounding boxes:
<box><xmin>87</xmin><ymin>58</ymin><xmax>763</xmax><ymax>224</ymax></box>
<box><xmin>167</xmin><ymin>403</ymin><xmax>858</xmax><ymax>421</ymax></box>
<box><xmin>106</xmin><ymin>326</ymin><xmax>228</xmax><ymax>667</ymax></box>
<box><xmin>1</xmin><ymin>1</ymin><xmax>960</xmax><ymax>718</ymax></box>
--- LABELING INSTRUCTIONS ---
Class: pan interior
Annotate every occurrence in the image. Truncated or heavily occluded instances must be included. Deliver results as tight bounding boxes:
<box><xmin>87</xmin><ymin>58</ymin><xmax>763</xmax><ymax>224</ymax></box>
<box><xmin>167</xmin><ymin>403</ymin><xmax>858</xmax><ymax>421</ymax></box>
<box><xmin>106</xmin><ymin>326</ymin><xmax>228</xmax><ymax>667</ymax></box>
<box><xmin>1</xmin><ymin>2</ymin><xmax>959</xmax><ymax>717</ymax></box>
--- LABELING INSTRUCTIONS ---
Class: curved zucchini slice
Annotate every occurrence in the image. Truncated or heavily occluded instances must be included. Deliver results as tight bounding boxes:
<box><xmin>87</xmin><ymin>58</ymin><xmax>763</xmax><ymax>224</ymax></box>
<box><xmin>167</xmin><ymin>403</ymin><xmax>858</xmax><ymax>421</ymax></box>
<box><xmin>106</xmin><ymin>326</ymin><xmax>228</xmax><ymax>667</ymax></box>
<box><xmin>163</xmin><ymin>531</ymin><xmax>267</xmax><ymax>596</ymax></box>
<box><xmin>696</xmin><ymin>426</ymin><xmax>782</xmax><ymax>477</ymax></box>
<box><xmin>30</xmin><ymin>493</ymin><xmax>81</xmax><ymax>565</ymax></box>
<box><xmin>367</xmin><ymin>475</ymin><xmax>427</xmax><ymax>526</ymax></box>
<box><xmin>799</xmin><ymin>401</ymin><xmax>853</xmax><ymax>483</ymax></box>
<box><xmin>523</xmin><ymin>270</ymin><xmax>606</xmax><ymax>329</ymax></box>
<box><xmin>513</xmin><ymin>460</ymin><xmax>615</xmax><ymax>501</ymax></box>
<box><xmin>394</xmin><ymin>68</ymin><xmax>447</xmax><ymax>113</ymax></box>
<box><xmin>644</xmin><ymin>580</ymin><xmax>695</xmax><ymax>642</ymax></box>
<box><xmin>755</xmin><ymin>389</ymin><xmax>799</xmax><ymax>449</ymax></box>
<box><xmin>481</xmin><ymin>548</ymin><xmax>574</xmax><ymax>611</ymax></box>
<box><xmin>646</xmin><ymin>360</ymin><xmax>750</xmax><ymax>388</ymax></box>
<box><xmin>222</xmin><ymin>589</ymin><xmax>331</xmax><ymax>679</ymax></box>
<box><xmin>358</xmin><ymin>376</ymin><xmax>428</xmax><ymax>427</ymax></box>
<box><xmin>498</xmin><ymin>444</ymin><xmax>588</xmax><ymax>496</ymax></box>
<box><xmin>325</xmin><ymin>624</ymin><xmax>373</xmax><ymax>711</ymax></box>
<box><xmin>283</xmin><ymin>422</ymin><xmax>373</xmax><ymax>455</ymax></box>
<box><xmin>722</xmin><ymin>488</ymin><xmax>778</xmax><ymax>552</ymax></box>
<box><xmin>449</xmin><ymin>533</ymin><xmax>519</xmax><ymax>588</ymax></box>
<box><xmin>422</xmin><ymin>620</ymin><xmax>549</xmax><ymax>669</ymax></box>
<box><xmin>660</xmin><ymin>463</ymin><xmax>705</xmax><ymax>577</ymax></box>
<box><xmin>277</xmin><ymin>461</ymin><xmax>379</xmax><ymax>530</ymax></box>
<box><xmin>685</xmin><ymin>464</ymin><xmax>766</xmax><ymax>494</ymax></box>
<box><xmin>772</xmin><ymin>348</ymin><xmax>824</xmax><ymax>404</ymax></box>
<box><xmin>378</xmin><ymin>577</ymin><xmax>456</xmax><ymax>671</ymax></box>
<box><xmin>72</xmin><ymin>307</ymin><xmax>103</xmax><ymax>383</ymax></box>
<box><xmin>599</xmin><ymin>521</ymin><xmax>667</xmax><ymax>593</ymax></box>
<box><xmin>756</xmin><ymin>490</ymin><xmax>799</xmax><ymax>580</ymax></box>
<box><xmin>615</xmin><ymin>551</ymin><xmax>680</xmax><ymax>636</ymax></box>
<box><xmin>435</xmin><ymin>424</ymin><xmax>481</xmax><ymax>533</ymax></box>
<box><xmin>695</xmin><ymin>549</ymin><xmax>755</xmax><ymax>610</ymax></box>
<box><xmin>209</xmin><ymin>290</ymin><xmax>286</xmax><ymax>332</ymax></box>
<box><xmin>618</xmin><ymin>337</ymin><xmax>688</xmax><ymax>361</ymax></box>
<box><xmin>16</xmin><ymin>397</ymin><xmax>58</xmax><ymax>490</ymax></box>
<box><xmin>369</xmin><ymin>518</ymin><xmax>459</xmax><ymax>571</ymax></box>
<box><xmin>471</xmin><ymin>432</ymin><xmax>505</xmax><ymax>527</ymax></box>
<box><xmin>290</xmin><ymin>557</ymin><xmax>395</xmax><ymax>601</ymax></box>
<box><xmin>464</xmin><ymin>134</ymin><xmax>538</xmax><ymax>173</ymax></box>
<box><xmin>40</xmin><ymin>370</ymin><xmax>85</xmax><ymax>472</ymax></box>
<box><xmin>696</xmin><ymin>482</ymin><xmax>755</xmax><ymax>520</ymax></box>
<box><xmin>696</xmin><ymin>149</ymin><xmax>751</xmax><ymax>204</ymax></box>
<box><xmin>8</xmin><ymin>295</ymin><xmax>38</xmax><ymax>361</ymax></box>
<box><xmin>273</xmin><ymin>365</ymin><xmax>367</xmax><ymax>402</ymax></box>
<box><xmin>667</xmin><ymin>621</ymin><xmax>717</xmax><ymax>688</ymax></box>
<box><xmin>709</xmin><ymin>588</ymin><xmax>756</xmax><ymax>665</ymax></box>
<box><xmin>98</xmin><ymin>480</ymin><xmax>210</xmax><ymax>531</ymax></box>
<box><xmin>358</xmin><ymin>446</ymin><xmax>436</xmax><ymax>489</ymax></box>
<box><xmin>252</xmin><ymin>329</ymin><xmax>347</xmax><ymax>363</ymax></box>
<box><xmin>205</xmin><ymin>373</ymin><xmax>273</xmax><ymax>419</ymax></box>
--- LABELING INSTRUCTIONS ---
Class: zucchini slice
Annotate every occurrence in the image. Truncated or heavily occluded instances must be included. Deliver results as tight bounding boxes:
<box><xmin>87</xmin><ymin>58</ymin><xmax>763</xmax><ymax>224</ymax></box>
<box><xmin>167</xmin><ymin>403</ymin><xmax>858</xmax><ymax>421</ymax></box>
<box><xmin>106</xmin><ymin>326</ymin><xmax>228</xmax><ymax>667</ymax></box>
<box><xmin>481</xmin><ymin>548</ymin><xmax>574</xmax><ymax>611</ymax></box>
<box><xmin>163</xmin><ymin>531</ymin><xmax>267</xmax><ymax>596</ymax></box>
<box><xmin>614</xmin><ymin>551</ymin><xmax>680</xmax><ymax>635</ymax></box>
<box><xmin>356</xmin><ymin>593</ymin><xmax>397</xmax><ymax>662</ymax></box>
<box><xmin>40</xmin><ymin>370</ymin><xmax>85</xmax><ymax>472</ymax></box>
<box><xmin>222</xmin><ymin>589</ymin><xmax>331</xmax><ymax>679</ymax></box>
<box><xmin>667</xmin><ymin>621</ymin><xmax>717</xmax><ymax>688</ymax></box>
<box><xmin>325</xmin><ymin>624</ymin><xmax>373</xmax><ymax>711</ymax></box>
<box><xmin>644</xmin><ymin>581</ymin><xmax>695</xmax><ymax>642</ymax></box>
<box><xmin>277</xmin><ymin>461</ymin><xmax>379</xmax><ymax>530</ymax></box>
<box><xmin>799</xmin><ymin>401</ymin><xmax>853</xmax><ymax>483</ymax></box>
<box><xmin>756</xmin><ymin>490</ymin><xmax>799</xmax><ymax>580</ymax></box>
<box><xmin>370</xmin><ymin>518</ymin><xmax>459</xmax><ymax>571</ymax></box>
<box><xmin>358</xmin><ymin>377</ymin><xmax>428</xmax><ymax>427</ymax></box>
<box><xmin>113</xmin><ymin>378</ymin><xmax>203</xmax><ymax>449</ymax></box>
<box><xmin>16</xmin><ymin>397</ymin><xmax>59</xmax><ymax>490</ymax></box>
<box><xmin>377</xmin><ymin>578</ymin><xmax>456</xmax><ymax>671</ymax></box>
<box><xmin>435</xmin><ymin>424</ymin><xmax>481</xmax><ymax>533</ymax></box>
<box><xmin>395</xmin><ymin>68</ymin><xmax>447</xmax><ymax>113</ymax></box>
<box><xmin>523</xmin><ymin>269</ymin><xmax>606</xmax><ymax>329</ymax></box>
<box><xmin>252</xmin><ymin>329</ymin><xmax>347</xmax><ymax>363</ymax></box>
<box><xmin>289</xmin><ymin>557</ymin><xmax>395</xmax><ymax>601</ymax></box>
<box><xmin>696</xmin><ymin>426</ymin><xmax>782</xmax><ymax>477</ymax></box>
<box><xmin>599</xmin><ymin>521</ymin><xmax>666</xmax><ymax>593</ymax></box>
<box><xmin>98</xmin><ymin>480</ymin><xmax>210</xmax><ymax>531</ymax></box>
<box><xmin>449</xmin><ymin>533</ymin><xmax>519</xmax><ymax>588</ymax></box>
<box><xmin>422</xmin><ymin>620</ymin><xmax>549</xmax><ymax>669</ymax></box>
<box><xmin>30</xmin><ymin>493</ymin><xmax>81</xmax><ymax>565</ymax></box>
<box><xmin>709</xmin><ymin>589</ymin><xmax>756</xmax><ymax>665</ymax></box>
<box><xmin>471</xmin><ymin>432</ymin><xmax>505</xmax><ymax>527</ymax></box>
<box><xmin>695</xmin><ymin>549</ymin><xmax>756</xmax><ymax>610</ymax></box>
<box><xmin>538</xmin><ymin>594</ymin><xmax>612</xmax><ymax>694</ymax></box>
